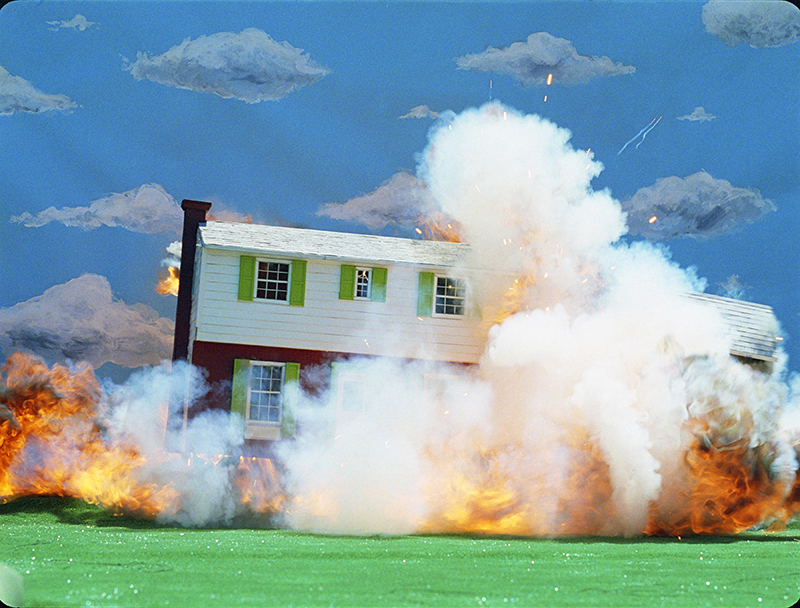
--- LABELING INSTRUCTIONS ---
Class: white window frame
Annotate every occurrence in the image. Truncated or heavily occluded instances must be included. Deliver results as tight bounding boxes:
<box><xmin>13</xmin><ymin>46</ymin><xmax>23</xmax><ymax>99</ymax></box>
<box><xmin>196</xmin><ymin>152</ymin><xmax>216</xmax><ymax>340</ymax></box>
<box><xmin>354</xmin><ymin>267</ymin><xmax>372</xmax><ymax>300</ymax></box>
<box><xmin>245</xmin><ymin>361</ymin><xmax>285</xmax><ymax>439</ymax></box>
<box><xmin>433</xmin><ymin>275</ymin><xmax>467</xmax><ymax>317</ymax></box>
<box><xmin>254</xmin><ymin>259</ymin><xmax>292</xmax><ymax>303</ymax></box>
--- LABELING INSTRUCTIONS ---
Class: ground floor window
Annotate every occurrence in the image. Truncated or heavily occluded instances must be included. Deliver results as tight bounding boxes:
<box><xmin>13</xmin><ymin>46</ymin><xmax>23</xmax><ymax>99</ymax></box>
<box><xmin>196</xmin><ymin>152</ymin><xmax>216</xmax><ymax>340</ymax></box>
<box><xmin>232</xmin><ymin>359</ymin><xmax>300</xmax><ymax>440</ymax></box>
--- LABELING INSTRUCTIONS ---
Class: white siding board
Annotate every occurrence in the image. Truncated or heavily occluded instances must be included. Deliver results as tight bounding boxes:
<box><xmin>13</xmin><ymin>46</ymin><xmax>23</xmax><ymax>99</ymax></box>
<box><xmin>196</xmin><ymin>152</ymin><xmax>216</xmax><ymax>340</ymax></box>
<box><xmin>193</xmin><ymin>248</ymin><xmax>486</xmax><ymax>363</ymax></box>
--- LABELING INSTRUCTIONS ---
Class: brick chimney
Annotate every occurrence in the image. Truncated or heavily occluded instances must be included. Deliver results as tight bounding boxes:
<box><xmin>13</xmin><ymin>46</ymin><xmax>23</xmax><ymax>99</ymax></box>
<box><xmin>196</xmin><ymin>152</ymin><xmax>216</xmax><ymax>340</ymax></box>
<box><xmin>172</xmin><ymin>199</ymin><xmax>212</xmax><ymax>361</ymax></box>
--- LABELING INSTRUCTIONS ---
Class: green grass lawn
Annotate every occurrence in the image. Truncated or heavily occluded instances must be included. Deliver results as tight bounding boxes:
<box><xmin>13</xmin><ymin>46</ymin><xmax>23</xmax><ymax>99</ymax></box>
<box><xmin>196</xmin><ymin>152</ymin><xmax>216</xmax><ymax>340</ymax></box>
<box><xmin>1</xmin><ymin>497</ymin><xmax>798</xmax><ymax>608</ymax></box>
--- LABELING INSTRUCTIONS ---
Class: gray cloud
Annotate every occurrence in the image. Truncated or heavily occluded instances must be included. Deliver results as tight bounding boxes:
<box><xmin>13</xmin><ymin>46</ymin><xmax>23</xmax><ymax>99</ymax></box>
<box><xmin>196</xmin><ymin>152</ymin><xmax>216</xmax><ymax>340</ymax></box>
<box><xmin>126</xmin><ymin>28</ymin><xmax>331</xmax><ymax>102</ymax></box>
<box><xmin>702</xmin><ymin>0</ymin><xmax>800</xmax><ymax>47</ymax></box>
<box><xmin>677</xmin><ymin>106</ymin><xmax>717</xmax><ymax>122</ymax></box>
<box><xmin>10</xmin><ymin>183</ymin><xmax>182</xmax><ymax>234</ymax></box>
<box><xmin>622</xmin><ymin>171</ymin><xmax>776</xmax><ymax>240</ymax></box>
<box><xmin>399</xmin><ymin>105</ymin><xmax>440</xmax><ymax>120</ymax></box>
<box><xmin>0</xmin><ymin>274</ymin><xmax>174</xmax><ymax>368</ymax></box>
<box><xmin>47</xmin><ymin>14</ymin><xmax>97</xmax><ymax>31</ymax></box>
<box><xmin>317</xmin><ymin>171</ymin><xmax>433</xmax><ymax>231</ymax></box>
<box><xmin>455</xmin><ymin>32</ymin><xmax>635</xmax><ymax>86</ymax></box>
<box><xmin>0</xmin><ymin>65</ymin><xmax>77</xmax><ymax>115</ymax></box>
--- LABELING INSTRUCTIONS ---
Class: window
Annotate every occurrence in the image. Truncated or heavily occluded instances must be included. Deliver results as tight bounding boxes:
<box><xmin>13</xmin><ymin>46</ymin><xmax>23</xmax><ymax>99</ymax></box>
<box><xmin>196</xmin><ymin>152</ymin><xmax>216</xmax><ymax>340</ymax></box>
<box><xmin>248</xmin><ymin>363</ymin><xmax>285</xmax><ymax>423</ymax></box>
<box><xmin>256</xmin><ymin>261</ymin><xmax>290</xmax><ymax>302</ymax></box>
<box><xmin>238</xmin><ymin>256</ymin><xmax>306</xmax><ymax>306</ymax></box>
<box><xmin>355</xmin><ymin>268</ymin><xmax>371</xmax><ymax>300</ymax></box>
<box><xmin>339</xmin><ymin>265</ymin><xmax>387</xmax><ymax>302</ymax></box>
<box><xmin>418</xmin><ymin>271</ymin><xmax>468</xmax><ymax>317</ymax></box>
<box><xmin>435</xmin><ymin>276</ymin><xmax>466</xmax><ymax>315</ymax></box>
<box><xmin>231</xmin><ymin>359</ymin><xmax>300</xmax><ymax>440</ymax></box>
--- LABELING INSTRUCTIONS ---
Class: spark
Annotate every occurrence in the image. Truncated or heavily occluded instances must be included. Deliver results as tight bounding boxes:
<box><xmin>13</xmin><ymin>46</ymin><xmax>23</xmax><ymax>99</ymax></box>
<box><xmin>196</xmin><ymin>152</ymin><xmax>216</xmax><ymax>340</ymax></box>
<box><xmin>543</xmin><ymin>95</ymin><xmax>548</xmax><ymax>102</ymax></box>
<box><xmin>617</xmin><ymin>115</ymin><xmax>662</xmax><ymax>156</ymax></box>
<box><xmin>648</xmin><ymin>216</ymin><xmax>658</xmax><ymax>224</ymax></box>
<box><xmin>546</xmin><ymin>73</ymin><xmax>553</xmax><ymax>86</ymax></box>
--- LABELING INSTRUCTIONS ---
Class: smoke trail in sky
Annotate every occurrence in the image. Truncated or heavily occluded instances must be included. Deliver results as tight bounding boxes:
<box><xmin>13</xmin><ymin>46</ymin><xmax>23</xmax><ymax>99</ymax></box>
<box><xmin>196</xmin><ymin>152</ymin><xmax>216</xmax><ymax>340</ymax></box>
<box><xmin>617</xmin><ymin>116</ymin><xmax>661</xmax><ymax>156</ymax></box>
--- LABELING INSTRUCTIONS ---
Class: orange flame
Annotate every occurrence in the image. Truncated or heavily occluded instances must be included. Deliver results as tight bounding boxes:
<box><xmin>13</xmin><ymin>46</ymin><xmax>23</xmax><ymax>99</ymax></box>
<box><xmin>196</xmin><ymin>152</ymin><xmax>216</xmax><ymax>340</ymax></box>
<box><xmin>156</xmin><ymin>265</ymin><xmax>180</xmax><ymax>296</ymax></box>
<box><xmin>415</xmin><ymin>212</ymin><xmax>462</xmax><ymax>242</ymax></box>
<box><xmin>0</xmin><ymin>353</ymin><xmax>283</xmax><ymax>520</ymax></box>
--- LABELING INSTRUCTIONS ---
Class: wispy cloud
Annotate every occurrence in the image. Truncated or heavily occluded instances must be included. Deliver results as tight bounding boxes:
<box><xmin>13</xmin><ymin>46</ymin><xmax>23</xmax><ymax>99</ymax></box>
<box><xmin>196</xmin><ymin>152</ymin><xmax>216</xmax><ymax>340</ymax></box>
<box><xmin>0</xmin><ymin>65</ymin><xmax>77</xmax><ymax>115</ymax></box>
<box><xmin>126</xmin><ymin>28</ymin><xmax>331</xmax><ymax>102</ymax></box>
<box><xmin>317</xmin><ymin>171</ymin><xmax>433</xmax><ymax>231</ymax></box>
<box><xmin>702</xmin><ymin>0</ymin><xmax>800</xmax><ymax>48</ymax></box>
<box><xmin>47</xmin><ymin>14</ymin><xmax>97</xmax><ymax>31</ymax></box>
<box><xmin>399</xmin><ymin>105</ymin><xmax>440</xmax><ymax>120</ymax></box>
<box><xmin>677</xmin><ymin>106</ymin><xmax>716</xmax><ymax>122</ymax></box>
<box><xmin>10</xmin><ymin>183</ymin><xmax>182</xmax><ymax>234</ymax></box>
<box><xmin>622</xmin><ymin>171</ymin><xmax>776</xmax><ymax>240</ymax></box>
<box><xmin>455</xmin><ymin>32</ymin><xmax>635</xmax><ymax>86</ymax></box>
<box><xmin>0</xmin><ymin>274</ymin><xmax>174</xmax><ymax>368</ymax></box>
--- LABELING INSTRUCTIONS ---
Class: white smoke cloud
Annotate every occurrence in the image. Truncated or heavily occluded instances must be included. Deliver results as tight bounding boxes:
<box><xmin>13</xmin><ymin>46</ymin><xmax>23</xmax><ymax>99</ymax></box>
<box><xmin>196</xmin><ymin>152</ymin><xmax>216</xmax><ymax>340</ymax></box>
<box><xmin>677</xmin><ymin>106</ymin><xmax>716</xmax><ymax>122</ymax></box>
<box><xmin>102</xmin><ymin>361</ymin><xmax>249</xmax><ymax>527</ymax></box>
<box><xmin>0</xmin><ymin>274</ymin><xmax>174</xmax><ymax>369</ymax></box>
<box><xmin>316</xmin><ymin>171</ymin><xmax>433</xmax><ymax>230</ymax></box>
<box><xmin>622</xmin><ymin>171</ymin><xmax>776</xmax><ymax>240</ymax></box>
<box><xmin>46</xmin><ymin>14</ymin><xmax>97</xmax><ymax>31</ymax></box>
<box><xmin>702</xmin><ymin>0</ymin><xmax>800</xmax><ymax>47</ymax></box>
<box><xmin>0</xmin><ymin>65</ymin><xmax>77</xmax><ymax>115</ymax></box>
<box><xmin>126</xmin><ymin>28</ymin><xmax>331</xmax><ymax>102</ymax></box>
<box><xmin>455</xmin><ymin>32</ymin><xmax>635</xmax><ymax>86</ymax></box>
<box><xmin>10</xmin><ymin>183</ymin><xmax>182</xmax><ymax>234</ymax></box>
<box><xmin>399</xmin><ymin>105</ymin><xmax>440</xmax><ymax>120</ymax></box>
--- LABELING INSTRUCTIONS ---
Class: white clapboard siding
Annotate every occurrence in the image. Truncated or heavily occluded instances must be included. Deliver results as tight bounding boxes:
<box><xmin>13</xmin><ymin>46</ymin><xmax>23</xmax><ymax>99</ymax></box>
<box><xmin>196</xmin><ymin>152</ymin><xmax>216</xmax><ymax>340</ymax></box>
<box><xmin>193</xmin><ymin>247</ymin><xmax>486</xmax><ymax>363</ymax></box>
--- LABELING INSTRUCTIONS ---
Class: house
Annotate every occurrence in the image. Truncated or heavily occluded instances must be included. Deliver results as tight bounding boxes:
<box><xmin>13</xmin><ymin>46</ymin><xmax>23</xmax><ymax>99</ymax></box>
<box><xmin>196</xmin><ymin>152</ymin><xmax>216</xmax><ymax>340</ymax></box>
<box><xmin>172</xmin><ymin>200</ymin><xmax>780</xmax><ymax>452</ymax></box>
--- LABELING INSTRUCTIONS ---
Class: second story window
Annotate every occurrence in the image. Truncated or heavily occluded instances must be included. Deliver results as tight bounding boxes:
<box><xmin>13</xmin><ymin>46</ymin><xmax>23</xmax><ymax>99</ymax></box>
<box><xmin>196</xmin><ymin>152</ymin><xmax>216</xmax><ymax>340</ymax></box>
<box><xmin>238</xmin><ymin>255</ymin><xmax>306</xmax><ymax>306</ymax></box>
<box><xmin>256</xmin><ymin>261</ymin><xmax>290</xmax><ymax>301</ymax></box>
<box><xmin>435</xmin><ymin>276</ymin><xmax>466</xmax><ymax>315</ymax></box>
<box><xmin>355</xmin><ymin>268</ymin><xmax>372</xmax><ymax>299</ymax></box>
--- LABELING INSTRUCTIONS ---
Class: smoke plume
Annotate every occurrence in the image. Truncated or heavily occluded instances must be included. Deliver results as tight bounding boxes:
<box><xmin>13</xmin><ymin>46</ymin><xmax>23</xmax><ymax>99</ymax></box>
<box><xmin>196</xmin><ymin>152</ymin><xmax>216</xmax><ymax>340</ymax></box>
<box><xmin>278</xmin><ymin>103</ymin><xmax>799</xmax><ymax>536</ymax></box>
<box><xmin>2</xmin><ymin>103</ymin><xmax>797</xmax><ymax>537</ymax></box>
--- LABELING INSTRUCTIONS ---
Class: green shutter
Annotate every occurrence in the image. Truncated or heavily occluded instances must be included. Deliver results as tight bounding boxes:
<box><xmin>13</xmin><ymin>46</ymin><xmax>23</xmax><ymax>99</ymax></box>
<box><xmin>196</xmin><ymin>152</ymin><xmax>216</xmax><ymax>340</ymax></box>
<box><xmin>417</xmin><ymin>271</ymin><xmax>434</xmax><ymax>316</ymax></box>
<box><xmin>231</xmin><ymin>359</ymin><xmax>250</xmax><ymax>431</ymax></box>
<box><xmin>290</xmin><ymin>260</ymin><xmax>306</xmax><ymax>306</ymax></box>
<box><xmin>281</xmin><ymin>362</ymin><xmax>300</xmax><ymax>438</ymax></box>
<box><xmin>371</xmin><ymin>267</ymin><xmax>387</xmax><ymax>302</ymax></box>
<box><xmin>238</xmin><ymin>256</ymin><xmax>255</xmax><ymax>301</ymax></box>
<box><xmin>339</xmin><ymin>265</ymin><xmax>356</xmax><ymax>300</ymax></box>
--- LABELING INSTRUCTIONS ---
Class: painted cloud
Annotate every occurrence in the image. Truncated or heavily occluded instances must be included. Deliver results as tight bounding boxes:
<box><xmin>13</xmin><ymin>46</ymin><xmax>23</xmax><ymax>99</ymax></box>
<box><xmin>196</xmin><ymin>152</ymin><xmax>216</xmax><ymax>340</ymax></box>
<box><xmin>455</xmin><ymin>32</ymin><xmax>635</xmax><ymax>86</ymax></box>
<box><xmin>677</xmin><ymin>106</ymin><xmax>717</xmax><ymax>122</ymax></box>
<box><xmin>47</xmin><ymin>14</ymin><xmax>97</xmax><ymax>31</ymax></box>
<box><xmin>317</xmin><ymin>171</ymin><xmax>433</xmax><ymax>230</ymax></box>
<box><xmin>0</xmin><ymin>65</ymin><xmax>77</xmax><ymax>115</ymax></box>
<box><xmin>10</xmin><ymin>183</ymin><xmax>182</xmax><ymax>234</ymax></box>
<box><xmin>126</xmin><ymin>28</ymin><xmax>331</xmax><ymax>102</ymax></box>
<box><xmin>702</xmin><ymin>0</ymin><xmax>800</xmax><ymax>48</ymax></box>
<box><xmin>0</xmin><ymin>274</ymin><xmax>174</xmax><ymax>368</ymax></box>
<box><xmin>622</xmin><ymin>171</ymin><xmax>776</xmax><ymax>240</ymax></box>
<box><xmin>399</xmin><ymin>105</ymin><xmax>440</xmax><ymax>120</ymax></box>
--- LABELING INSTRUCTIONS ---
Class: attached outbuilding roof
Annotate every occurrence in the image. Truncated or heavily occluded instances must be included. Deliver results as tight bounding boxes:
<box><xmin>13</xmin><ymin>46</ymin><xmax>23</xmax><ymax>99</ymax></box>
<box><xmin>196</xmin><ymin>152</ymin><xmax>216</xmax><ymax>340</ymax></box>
<box><xmin>686</xmin><ymin>292</ymin><xmax>779</xmax><ymax>362</ymax></box>
<box><xmin>199</xmin><ymin>221</ymin><xmax>471</xmax><ymax>268</ymax></box>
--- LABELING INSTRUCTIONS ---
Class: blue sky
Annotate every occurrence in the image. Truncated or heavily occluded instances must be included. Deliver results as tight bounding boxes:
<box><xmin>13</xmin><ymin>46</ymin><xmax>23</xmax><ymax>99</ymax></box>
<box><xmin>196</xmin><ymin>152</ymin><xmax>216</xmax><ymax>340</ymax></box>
<box><xmin>0</xmin><ymin>0</ymin><xmax>798</xmax><ymax>380</ymax></box>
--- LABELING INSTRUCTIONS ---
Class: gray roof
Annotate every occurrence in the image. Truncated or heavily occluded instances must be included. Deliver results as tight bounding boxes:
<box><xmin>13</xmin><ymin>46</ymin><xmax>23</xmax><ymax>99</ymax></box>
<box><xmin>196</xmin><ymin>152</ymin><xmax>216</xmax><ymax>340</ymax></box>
<box><xmin>199</xmin><ymin>221</ymin><xmax>471</xmax><ymax>268</ymax></box>
<box><xmin>685</xmin><ymin>292</ymin><xmax>779</xmax><ymax>362</ymax></box>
